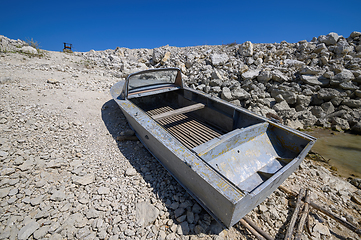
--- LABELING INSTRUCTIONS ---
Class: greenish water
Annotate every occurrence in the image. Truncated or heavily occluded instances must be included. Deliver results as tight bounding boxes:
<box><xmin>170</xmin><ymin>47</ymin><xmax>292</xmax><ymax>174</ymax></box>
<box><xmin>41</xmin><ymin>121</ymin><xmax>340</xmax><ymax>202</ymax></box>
<box><xmin>309</xmin><ymin>129</ymin><xmax>361</xmax><ymax>178</ymax></box>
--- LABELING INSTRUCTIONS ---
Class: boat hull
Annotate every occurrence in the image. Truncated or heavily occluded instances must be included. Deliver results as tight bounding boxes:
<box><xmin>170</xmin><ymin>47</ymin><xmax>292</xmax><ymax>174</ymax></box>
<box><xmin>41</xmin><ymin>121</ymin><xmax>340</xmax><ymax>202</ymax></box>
<box><xmin>110</xmin><ymin>79</ymin><xmax>315</xmax><ymax>228</ymax></box>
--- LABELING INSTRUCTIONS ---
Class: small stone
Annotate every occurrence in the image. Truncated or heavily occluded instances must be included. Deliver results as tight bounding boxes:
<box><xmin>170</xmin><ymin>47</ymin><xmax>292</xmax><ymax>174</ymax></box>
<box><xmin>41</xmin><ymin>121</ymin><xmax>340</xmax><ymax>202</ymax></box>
<box><xmin>169</xmin><ymin>202</ymin><xmax>179</xmax><ymax>210</ymax></box>
<box><xmin>136</xmin><ymin>201</ymin><xmax>159</xmax><ymax>227</ymax></box>
<box><xmin>50</xmin><ymin>190</ymin><xmax>66</xmax><ymax>201</ymax></box>
<box><xmin>49</xmin><ymin>233</ymin><xmax>64</xmax><ymax>240</ymax></box>
<box><xmin>124</xmin><ymin>229</ymin><xmax>135</xmax><ymax>236</ymax></box>
<box><xmin>177</xmin><ymin>221</ymin><xmax>189</xmax><ymax>235</ymax></box>
<box><xmin>18</xmin><ymin>220</ymin><xmax>40</xmax><ymax>240</ymax></box>
<box><xmin>210</xmin><ymin>53</ymin><xmax>229</xmax><ymax>66</ymax></box>
<box><xmin>72</xmin><ymin>174</ymin><xmax>95</xmax><ymax>185</ymax></box>
<box><xmin>86</xmin><ymin>208</ymin><xmax>101</xmax><ymax>219</ymax></box>
<box><xmin>97</xmin><ymin>186</ymin><xmax>110</xmax><ymax>195</ymax></box>
<box><xmin>174</xmin><ymin>208</ymin><xmax>185</xmax><ymax>218</ymax></box>
<box><xmin>8</xmin><ymin>188</ymin><xmax>18</xmax><ymax>196</ymax></box>
<box><xmin>0</xmin><ymin>187</ymin><xmax>11</xmax><ymax>198</ymax></box>
<box><xmin>20</xmin><ymin>46</ymin><xmax>38</xmax><ymax>55</ymax></box>
<box><xmin>0</xmin><ymin>150</ymin><xmax>8</xmax><ymax>158</ymax></box>
<box><xmin>192</xmin><ymin>203</ymin><xmax>202</xmax><ymax>214</ymax></box>
<box><xmin>187</xmin><ymin>211</ymin><xmax>194</xmax><ymax>224</ymax></box>
<box><xmin>30</xmin><ymin>196</ymin><xmax>44</xmax><ymax>206</ymax></box>
<box><xmin>33</xmin><ymin>226</ymin><xmax>49</xmax><ymax>239</ymax></box>
<box><xmin>47</xmin><ymin>79</ymin><xmax>59</xmax><ymax>84</ymax></box>
<box><xmin>125</xmin><ymin>168</ymin><xmax>137</xmax><ymax>176</ymax></box>
<box><xmin>1</xmin><ymin>168</ymin><xmax>15</xmax><ymax>175</ymax></box>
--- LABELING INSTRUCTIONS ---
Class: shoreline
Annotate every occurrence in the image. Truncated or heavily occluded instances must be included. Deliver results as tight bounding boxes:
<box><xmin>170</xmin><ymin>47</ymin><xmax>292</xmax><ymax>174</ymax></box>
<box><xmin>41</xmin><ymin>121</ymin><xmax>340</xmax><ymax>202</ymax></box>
<box><xmin>305</xmin><ymin>127</ymin><xmax>361</xmax><ymax>179</ymax></box>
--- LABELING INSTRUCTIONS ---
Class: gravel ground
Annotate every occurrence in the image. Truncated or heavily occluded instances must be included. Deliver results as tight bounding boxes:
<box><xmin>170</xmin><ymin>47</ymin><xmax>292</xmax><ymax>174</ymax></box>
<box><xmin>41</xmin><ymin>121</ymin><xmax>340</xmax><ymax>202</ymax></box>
<box><xmin>0</xmin><ymin>43</ymin><xmax>360</xmax><ymax>240</ymax></box>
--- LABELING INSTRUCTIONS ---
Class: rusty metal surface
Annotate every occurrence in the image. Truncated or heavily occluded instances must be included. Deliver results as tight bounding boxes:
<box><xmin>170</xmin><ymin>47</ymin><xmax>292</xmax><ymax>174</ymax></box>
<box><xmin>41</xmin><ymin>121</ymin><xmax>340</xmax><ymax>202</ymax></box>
<box><xmin>109</xmin><ymin>68</ymin><xmax>316</xmax><ymax>228</ymax></box>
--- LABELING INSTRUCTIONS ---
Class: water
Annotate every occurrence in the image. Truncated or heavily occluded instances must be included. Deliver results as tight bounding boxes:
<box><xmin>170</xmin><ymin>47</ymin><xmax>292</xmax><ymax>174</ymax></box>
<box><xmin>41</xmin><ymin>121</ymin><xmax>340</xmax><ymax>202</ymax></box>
<box><xmin>308</xmin><ymin>128</ymin><xmax>361</xmax><ymax>178</ymax></box>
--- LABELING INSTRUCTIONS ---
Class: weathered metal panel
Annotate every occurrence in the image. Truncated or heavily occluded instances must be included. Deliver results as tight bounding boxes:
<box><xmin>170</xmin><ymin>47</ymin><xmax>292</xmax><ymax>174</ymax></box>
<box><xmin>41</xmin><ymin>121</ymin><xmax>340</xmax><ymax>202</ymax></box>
<box><xmin>113</xmin><ymin>98</ymin><xmax>244</xmax><ymax>227</ymax></box>
<box><xmin>109</xmin><ymin>68</ymin><xmax>316</xmax><ymax>228</ymax></box>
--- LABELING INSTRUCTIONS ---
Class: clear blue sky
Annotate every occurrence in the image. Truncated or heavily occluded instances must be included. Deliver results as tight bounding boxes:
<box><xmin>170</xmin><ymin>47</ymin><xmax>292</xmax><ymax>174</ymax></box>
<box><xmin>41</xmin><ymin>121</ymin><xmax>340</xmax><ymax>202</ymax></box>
<box><xmin>1</xmin><ymin>0</ymin><xmax>360</xmax><ymax>52</ymax></box>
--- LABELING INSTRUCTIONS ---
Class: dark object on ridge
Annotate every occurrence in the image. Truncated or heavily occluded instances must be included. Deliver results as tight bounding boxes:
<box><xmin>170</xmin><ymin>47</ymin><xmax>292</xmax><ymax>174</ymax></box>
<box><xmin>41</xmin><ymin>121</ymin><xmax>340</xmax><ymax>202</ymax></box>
<box><xmin>63</xmin><ymin>43</ymin><xmax>72</xmax><ymax>53</ymax></box>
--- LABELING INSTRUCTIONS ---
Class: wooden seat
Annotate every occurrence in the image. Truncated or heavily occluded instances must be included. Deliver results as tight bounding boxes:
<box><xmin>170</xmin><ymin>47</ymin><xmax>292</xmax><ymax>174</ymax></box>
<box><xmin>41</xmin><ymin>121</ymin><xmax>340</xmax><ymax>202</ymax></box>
<box><xmin>152</xmin><ymin>103</ymin><xmax>205</xmax><ymax>121</ymax></box>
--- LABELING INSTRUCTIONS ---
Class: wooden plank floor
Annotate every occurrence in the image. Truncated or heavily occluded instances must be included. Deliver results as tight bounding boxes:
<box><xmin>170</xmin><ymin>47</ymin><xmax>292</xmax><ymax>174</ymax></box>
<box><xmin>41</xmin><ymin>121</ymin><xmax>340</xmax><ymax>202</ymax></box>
<box><xmin>146</xmin><ymin>105</ymin><xmax>223</xmax><ymax>149</ymax></box>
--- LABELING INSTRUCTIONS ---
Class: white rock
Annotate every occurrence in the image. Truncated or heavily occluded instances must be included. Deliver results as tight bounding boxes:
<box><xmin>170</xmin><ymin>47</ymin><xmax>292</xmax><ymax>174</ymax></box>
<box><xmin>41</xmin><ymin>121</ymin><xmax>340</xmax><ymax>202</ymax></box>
<box><xmin>18</xmin><ymin>220</ymin><xmax>40</xmax><ymax>240</ymax></box>
<box><xmin>125</xmin><ymin>168</ymin><xmax>137</xmax><ymax>176</ymax></box>
<box><xmin>136</xmin><ymin>201</ymin><xmax>159</xmax><ymax>227</ymax></box>
<box><xmin>239</xmin><ymin>41</ymin><xmax>253</xmax><ymax>56</ymax></box>
<box><xmin>72</xmin><ymin>174</ymin><xmax>95</xmax><ymax>185</ymax></box>
<box><xmin>210</xmin><ymin>53</ymin><xmax>229</xmax><ymax>66</ymax></box>
<box><xmin>20</xmin><ymin>46</ymin><xmax>38</xmax><ymax>55</ymax></box>
<box><xmin>241</xmin><ymin>69</ymin><xmax>261</xmax><ymax>80</ymax></box>
<box><xmin>97</xmin><ymin>186</ymin><xmax>110</xmax><ymax>195</ymax></box>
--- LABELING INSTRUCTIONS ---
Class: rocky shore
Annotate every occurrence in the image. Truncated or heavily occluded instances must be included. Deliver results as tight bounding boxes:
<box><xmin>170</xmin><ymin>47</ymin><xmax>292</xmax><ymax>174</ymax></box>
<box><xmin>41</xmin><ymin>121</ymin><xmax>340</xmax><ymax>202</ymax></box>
<box><xmin>1</xmin><ymin>33</ymin><xmax>361</xmax><ymax>240</ymax></box>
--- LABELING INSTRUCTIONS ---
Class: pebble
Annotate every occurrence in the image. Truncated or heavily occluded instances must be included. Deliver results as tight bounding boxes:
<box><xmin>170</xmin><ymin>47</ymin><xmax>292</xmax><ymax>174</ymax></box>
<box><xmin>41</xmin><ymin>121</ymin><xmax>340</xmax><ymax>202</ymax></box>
<box><xmin>18</xmin><ymin>220</ymin><xmax>40</xmax><ymax>240</ymax></box>
<box><xmin>50</xmin><ymin>190</ymin><xmax>66</xmax><ymax>201</ymax></box>
<box><xmin>72</xmin><ymin>174</ymin><xmax>95</xmax><ymax>185</ymax></box>
<box><xmin>97</xmin><ymin>186</ymin><xmax>110</xmax><ymax>195</ymax></box>
<box><xmin>125</xmin><ymin>168</ymin><xmax>137</xmax><ymax>176</ymax></box>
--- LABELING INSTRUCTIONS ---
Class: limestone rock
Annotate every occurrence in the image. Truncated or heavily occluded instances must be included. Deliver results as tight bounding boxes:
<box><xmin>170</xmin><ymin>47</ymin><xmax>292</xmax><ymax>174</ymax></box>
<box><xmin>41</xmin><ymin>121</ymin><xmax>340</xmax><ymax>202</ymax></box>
<box><xmin>319</xmin><ymin>32</ymin><xmax>339</xmax><ymax>46</ymax></box>
<box><xmin>18</xmin><ymin>220</ymin><xmax>40</xmax><ymax>240</ymax></box>
<box><xmin>136</xmin><ymin>201</ymin><xmax>159</xmax><ymax>227</ymax></box>
<box><xmin>242</xmin><ymin>69</ymin><xmax>261</xmax><ymax>80</ymax></box>
<box><xmin>210</xmin><ymin>53</ymin><xmax>229</xmax><ymax>66</ymax></box>
<box><xmin>72</xmin><ymin>174</ymin><xmax>95</xmax><ymax>185</ymax></box>
<box><xmin>20</xmin><ymin>46</ymin><xmax>38</xmax><ymax>55</ymax></box>
<box><xmin>239</xmin><ymin>41</ymin><xmax>253</xmax><ymax>56</ymax></box>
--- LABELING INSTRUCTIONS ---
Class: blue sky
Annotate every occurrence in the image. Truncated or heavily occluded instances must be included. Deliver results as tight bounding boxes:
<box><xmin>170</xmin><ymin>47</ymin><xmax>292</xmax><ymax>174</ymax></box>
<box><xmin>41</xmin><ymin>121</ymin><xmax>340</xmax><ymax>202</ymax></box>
<box><xmin>1</xmin><ymin>0</ymin><xmax>360</xmax><ymax>52</ymax></box>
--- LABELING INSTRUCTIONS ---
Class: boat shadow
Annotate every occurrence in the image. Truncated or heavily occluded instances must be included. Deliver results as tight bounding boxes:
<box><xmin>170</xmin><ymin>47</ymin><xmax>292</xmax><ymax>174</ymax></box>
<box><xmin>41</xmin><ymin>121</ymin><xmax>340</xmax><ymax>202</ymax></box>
<box><xmin>101</xmin><ymin>99</ymin><xmax>244</xmax><ymax>237</ymax></box>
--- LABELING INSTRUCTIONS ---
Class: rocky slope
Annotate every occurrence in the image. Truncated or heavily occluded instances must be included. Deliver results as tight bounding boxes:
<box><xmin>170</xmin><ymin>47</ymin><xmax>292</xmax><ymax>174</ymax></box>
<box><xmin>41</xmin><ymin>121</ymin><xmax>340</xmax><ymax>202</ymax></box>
<box><xmin>0</xmin><ymin>33</ymin><xmax>360</xmax><ymax>240</ymax></box>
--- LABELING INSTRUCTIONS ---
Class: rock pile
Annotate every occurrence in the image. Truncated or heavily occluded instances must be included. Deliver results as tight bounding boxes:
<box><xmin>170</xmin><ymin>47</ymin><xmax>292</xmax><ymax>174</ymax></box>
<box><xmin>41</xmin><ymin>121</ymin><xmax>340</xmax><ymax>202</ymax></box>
<box><xmin>1</xmin><ymin>33</ymin><xmax>361</xmax><ymax>240</ymax></box>
<box><xmin>78</xmin><ymin>31</ymin><xmax>361</xmax><ymax>133</ymax></box>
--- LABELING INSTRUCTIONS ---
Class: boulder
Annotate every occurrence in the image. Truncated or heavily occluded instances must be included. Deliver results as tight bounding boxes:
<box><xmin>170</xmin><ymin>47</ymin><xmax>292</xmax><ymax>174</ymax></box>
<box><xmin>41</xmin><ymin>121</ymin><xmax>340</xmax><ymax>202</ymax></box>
<box><xmin>272</xmin><ymin>101</ymin><xmax>290</xmax><ymax>111</ymax></box>
<box><xmin>349</xmin><ymin>31</ymin><xmax>361</xmax><ymax>39</ymax></box>
<box><xmin>241</xmin><ymin>69</ymin><xmax>261</xmax><ymax>80</ymax></box>
<box><xmin>334</xmin><ymin>39</ymin><xmax>353</xmax><ymax>55</ymax></box>
<box><xmin>339</xmin><ymin>82</ymin><xmax>359</xmax><ymax>90</ymax></box>
<box><xmin>239</xmin><ymin>41</ymin><xmax>253</xmax><ymax>56</ymax></box>
<box><xmin>299</xmin><ymin>66</ymin><xmax>324</xmax><ymax>75</ymax></box>
<box><xmin>300</xmin><ymin>75</ymin><xmax>329</xmax><ymax>86</ymax></box>
<box><xmin>310</xmin><ymin>106</ymin><xmax>326</xmax><ymax>118</ymax></box>
<box><xmin>152</xmin><ymin>48</ymin><xmax>163</xmax><ymax>63</ymax></box>
<box><xmin>221</xmin><ymin>87</ymin><xmax>233</xmax><ymax>101</ymax></box>
<box><xmin>231</xmin><ymin>88</ymin><xmax>251</xmax><ymax>100</ymax></box>
<box><xmin>342</xmin><ymin>99</ymin><xmax>361</xmax><ymax>108</ymax></box>
<box><xmin>257</xmin><ymin>71</ymin><xmax>272</xmax><ymax>82</ymax></box>
<box><xmin>318</xmin><ymin>32</ymin><xmax>339</xmax><ymax>46</ymax></box>
<box><xmin>317</xmin><ymin>88</ymin><xmax>343</xmax><ymax>100</ymax></box>
<box><xmin>20</xmin><ymin>46</ymin><xmax>38</xmax><ymax>55</ymax></box>
<box><xmin>314</xmin><ymin>43</ymin><xmax>327</xmax><ymax>53</ymax></box>
<box><xmin>271</xmin><ymin>89</ymin><xmax>297</xmax><ymax>105</ymax></box>
<box><xmin>332</xmin><ymin>117</ymin><xmax>350</xmax><ymax>131</ymax></box>
<box><xmin>271</xmin><ymin>70</ymin><xmax>289</xmax><ymax>82</ymax></box>
<box><xmin>297</xmin><ymin>95</ymin><xmax>312</xmax><ymax>106</ymax></box>
<box><xmin>210</xmin><ymin>53</ymin><xmax>229</xmax><ymax>66</ymax></box>
<box><xmin>321</xmin><ymin>102</ymin><xmax>335</xmax><ymax>115</ymax></box>
<box><xmin>211</xmin><ymin>69</ymin><xmax>223</xmax><ymax>80</ymax></box>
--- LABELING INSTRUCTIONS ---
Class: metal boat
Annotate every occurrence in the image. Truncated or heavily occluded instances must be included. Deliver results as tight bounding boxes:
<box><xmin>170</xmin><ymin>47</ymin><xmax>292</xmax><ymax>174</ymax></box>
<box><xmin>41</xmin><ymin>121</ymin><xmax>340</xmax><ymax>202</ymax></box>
<box><xmin>110</xmin><ymin>68</ymin><xmax>316</xmax><ymax>228</ymax></box>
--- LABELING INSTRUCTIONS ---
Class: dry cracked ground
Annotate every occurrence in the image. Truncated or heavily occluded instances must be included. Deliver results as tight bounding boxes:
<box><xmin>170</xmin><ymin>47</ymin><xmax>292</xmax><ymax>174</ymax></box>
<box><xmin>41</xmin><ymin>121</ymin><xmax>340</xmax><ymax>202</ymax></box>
<box><xmin>0</xmin><ymin>50</ymin><xmax>361</xmax><ymax>240</ymax></box>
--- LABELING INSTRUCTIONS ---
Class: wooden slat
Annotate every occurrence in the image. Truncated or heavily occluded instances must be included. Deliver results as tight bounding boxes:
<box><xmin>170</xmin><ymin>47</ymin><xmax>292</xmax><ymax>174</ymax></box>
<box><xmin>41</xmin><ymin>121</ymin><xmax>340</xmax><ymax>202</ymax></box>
<box><xmin>152</xmin><ymin>103</ymin><xmax>205</xmax><ymax>121</ymax></box>
<box><xmin>146</xmin><ymin>104</ymin><xmax>223</xmax><ymax>148</ymax></box>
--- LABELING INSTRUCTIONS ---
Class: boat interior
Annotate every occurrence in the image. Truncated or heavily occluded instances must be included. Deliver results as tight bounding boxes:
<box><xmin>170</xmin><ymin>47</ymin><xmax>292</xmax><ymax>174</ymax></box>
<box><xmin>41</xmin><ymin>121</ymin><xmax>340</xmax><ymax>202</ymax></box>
<box><xmin>129</xmin><ymin>88</ymin><xmax>312</xmax><ymax>192</ymax></box>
